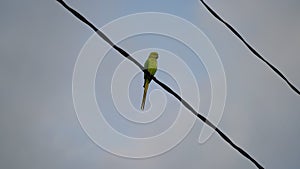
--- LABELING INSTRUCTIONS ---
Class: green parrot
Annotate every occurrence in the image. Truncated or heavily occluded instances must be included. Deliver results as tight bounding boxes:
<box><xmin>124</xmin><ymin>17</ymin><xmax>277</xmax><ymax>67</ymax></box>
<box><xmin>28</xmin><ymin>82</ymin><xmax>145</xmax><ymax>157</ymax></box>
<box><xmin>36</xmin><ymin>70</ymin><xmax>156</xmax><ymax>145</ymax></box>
<box><xmin>141</xmin><ymin>52</ymin><xmax>159</xmax><ymax>110</ymax></box>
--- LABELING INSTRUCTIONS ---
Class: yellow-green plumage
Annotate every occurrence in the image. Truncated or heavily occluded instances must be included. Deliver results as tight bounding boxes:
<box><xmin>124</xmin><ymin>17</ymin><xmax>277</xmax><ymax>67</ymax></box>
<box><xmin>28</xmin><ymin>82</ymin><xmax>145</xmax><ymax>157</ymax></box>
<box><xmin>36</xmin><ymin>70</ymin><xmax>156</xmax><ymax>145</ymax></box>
<box><xmin>141</xmin><ymin>52</ymin><xmax>158</xmax><ymax>110</ymax></box>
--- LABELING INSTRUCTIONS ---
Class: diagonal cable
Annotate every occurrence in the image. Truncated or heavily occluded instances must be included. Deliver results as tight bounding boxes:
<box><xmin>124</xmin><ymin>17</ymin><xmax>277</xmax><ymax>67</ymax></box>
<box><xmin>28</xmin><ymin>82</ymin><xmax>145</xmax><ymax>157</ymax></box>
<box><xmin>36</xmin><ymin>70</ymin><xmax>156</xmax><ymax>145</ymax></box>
<box><xmin>56</xmin><ymin>0</ymin><xmax>264</xmax><ymax>168</ymax></box>
<box><xmin>199</xmin><ymin>0</ymin><xmax>299</xmax><ymax>95</ymax></box>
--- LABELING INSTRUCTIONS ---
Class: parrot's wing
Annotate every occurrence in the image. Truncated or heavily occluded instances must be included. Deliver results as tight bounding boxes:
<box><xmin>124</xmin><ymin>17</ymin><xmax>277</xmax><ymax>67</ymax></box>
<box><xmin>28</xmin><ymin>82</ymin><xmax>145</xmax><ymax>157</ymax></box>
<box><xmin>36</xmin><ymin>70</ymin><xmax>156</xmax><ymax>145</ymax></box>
<box><xmin>144</xmin><ymin>59</ymin><xmax>150</xmax><ymax>80</ymax></box>
<box><xmin>144</xmin><ymin>59</ymin><xmax>149</xmax><ymax>69</ymax></box>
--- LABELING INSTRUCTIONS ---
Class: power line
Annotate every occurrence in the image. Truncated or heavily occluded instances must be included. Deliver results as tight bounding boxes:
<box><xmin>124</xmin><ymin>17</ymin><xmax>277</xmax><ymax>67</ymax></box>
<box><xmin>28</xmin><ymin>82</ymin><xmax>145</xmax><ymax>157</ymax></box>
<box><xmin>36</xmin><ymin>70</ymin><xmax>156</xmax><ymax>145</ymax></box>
<box><xmin>199</xmin><ymin>0</ymin><xmax>300</xmax><ymax>95</ymax></box>
<box><xmin>56</xmin><ymin>0</ymin><xmax>264</xmax><ymax>168</ymax></box>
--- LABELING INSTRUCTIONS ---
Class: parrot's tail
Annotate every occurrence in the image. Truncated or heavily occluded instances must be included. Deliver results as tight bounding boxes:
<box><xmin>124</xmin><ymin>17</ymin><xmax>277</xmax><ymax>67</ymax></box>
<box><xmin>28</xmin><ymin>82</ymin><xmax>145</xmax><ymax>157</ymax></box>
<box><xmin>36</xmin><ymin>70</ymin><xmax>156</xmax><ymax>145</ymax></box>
<box><xmin>141</xmin><ymin>82</ymin><xmax>149</xmax><ymax>110</ymax></box>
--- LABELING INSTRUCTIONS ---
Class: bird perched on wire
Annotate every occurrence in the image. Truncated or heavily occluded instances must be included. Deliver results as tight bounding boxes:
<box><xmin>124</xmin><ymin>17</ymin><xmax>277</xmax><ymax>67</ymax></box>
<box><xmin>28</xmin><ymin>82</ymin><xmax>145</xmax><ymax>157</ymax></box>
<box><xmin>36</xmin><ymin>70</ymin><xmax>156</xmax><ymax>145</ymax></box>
<box><xmin>141</xmin><ymin>52</ymin><xmax>159</xmax><ymax>110</ymax></box>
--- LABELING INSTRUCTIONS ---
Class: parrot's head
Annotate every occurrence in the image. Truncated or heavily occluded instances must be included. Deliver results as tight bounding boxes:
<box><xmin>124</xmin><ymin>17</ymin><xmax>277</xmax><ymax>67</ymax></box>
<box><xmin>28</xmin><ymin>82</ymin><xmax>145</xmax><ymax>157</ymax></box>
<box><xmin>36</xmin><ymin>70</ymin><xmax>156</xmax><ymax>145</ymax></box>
<box><xmin>149</xmin><ymin>52</ymin><xmax>159</xmax><ymax>59</ymax></box>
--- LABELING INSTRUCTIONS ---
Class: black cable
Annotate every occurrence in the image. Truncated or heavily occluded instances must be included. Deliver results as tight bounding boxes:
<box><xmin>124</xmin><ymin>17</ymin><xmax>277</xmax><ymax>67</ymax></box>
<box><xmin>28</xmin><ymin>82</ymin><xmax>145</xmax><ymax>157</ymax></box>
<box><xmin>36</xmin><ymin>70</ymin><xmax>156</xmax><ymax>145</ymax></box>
<box><xmin>56</xmin><ymin>0</ymin><xmax>264</xmax><ymax>168</ymax></box>
<box><xmin>199</xmin><ymin>0</ymin><xmax>299</xmax><ymax>95</ymax></box>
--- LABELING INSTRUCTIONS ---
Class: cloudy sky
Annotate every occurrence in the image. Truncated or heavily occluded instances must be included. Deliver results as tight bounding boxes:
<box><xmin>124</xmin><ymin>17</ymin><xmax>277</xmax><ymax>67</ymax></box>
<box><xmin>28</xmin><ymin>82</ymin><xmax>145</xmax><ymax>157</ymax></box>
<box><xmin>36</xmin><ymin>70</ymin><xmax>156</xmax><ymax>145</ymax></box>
<box><xmin>1</xmin><ymin>0</ymin><xmax>300</xmax><ymax>169</ymax></box>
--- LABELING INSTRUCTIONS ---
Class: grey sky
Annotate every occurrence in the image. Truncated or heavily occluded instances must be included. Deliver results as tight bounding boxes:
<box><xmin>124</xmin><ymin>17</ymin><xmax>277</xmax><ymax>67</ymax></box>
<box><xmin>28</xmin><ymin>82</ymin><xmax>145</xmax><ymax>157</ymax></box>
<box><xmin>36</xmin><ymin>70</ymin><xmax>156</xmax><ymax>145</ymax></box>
<box><xmin>1</xmin><ymin>0</ymin><xmax>300</xmax><ymax>169</ymax></box>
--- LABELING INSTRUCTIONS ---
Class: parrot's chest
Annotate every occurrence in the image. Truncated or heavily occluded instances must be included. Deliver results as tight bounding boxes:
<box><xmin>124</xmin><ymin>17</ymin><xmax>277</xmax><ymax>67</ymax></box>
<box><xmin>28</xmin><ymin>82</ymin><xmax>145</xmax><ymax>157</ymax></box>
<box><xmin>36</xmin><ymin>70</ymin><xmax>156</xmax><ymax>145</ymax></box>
<box><xmin>147</xmin><ymin>60</ymin><xmax>157</xmax><ymax>75</ymax></box>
